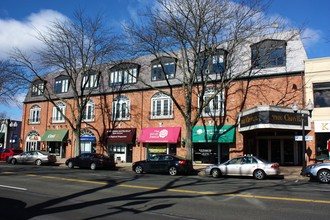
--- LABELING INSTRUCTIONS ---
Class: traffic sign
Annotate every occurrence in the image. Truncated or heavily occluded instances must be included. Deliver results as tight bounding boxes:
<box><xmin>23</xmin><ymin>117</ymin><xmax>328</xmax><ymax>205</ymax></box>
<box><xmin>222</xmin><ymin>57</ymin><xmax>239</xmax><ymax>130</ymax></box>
<box><xmin>295</xmin><ymin>135</ymin><xmax>313</xmax><ymax>141</ymax></box>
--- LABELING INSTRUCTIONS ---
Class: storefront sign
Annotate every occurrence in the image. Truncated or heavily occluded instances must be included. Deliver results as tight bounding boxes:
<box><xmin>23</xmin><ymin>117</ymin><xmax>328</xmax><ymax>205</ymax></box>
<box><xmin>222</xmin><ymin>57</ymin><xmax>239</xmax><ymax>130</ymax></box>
<box><xmin>314</xmin><ymin>121</ymin><xmax>330</xmax><ymax>133</ymax></box>
<box><xmin>138</xmin><ymin>127</ymin><xmax>181</xmax><ymax>143</ymax></box>
<box><xmin>41</xmin><ymin>130</ymin><xmax>68</xmax><ymax>142</ymax></box>
<box><xmin>107</xmin><ymin>128</ymin><xmax>136</xmax><ymax>143</ymax></box>
<box><xmin>192</xmin><ymin>125</ymin><xmax>235</xmax><ymax>143</ymax></box>
<box><xmin>148</xmin><ymin>146</ymin><xmax>167</xmax><ymax>153</ymax></box>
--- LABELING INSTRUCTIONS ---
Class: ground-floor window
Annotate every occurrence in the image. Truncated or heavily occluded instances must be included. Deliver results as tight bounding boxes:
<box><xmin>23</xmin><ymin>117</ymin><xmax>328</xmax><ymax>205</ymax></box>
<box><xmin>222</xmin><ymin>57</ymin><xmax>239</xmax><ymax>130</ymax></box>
<box><xmin>25</xmin><ymin>141</ymin><xmax>40</xmax><ymax>151</ymax></box>
<box><xmin>81</xmin><ymin>141</ymin><xmax>93</xmax><ymax>153</ymax></box>
<box><xmin>315</xmin><ymin>133</ymin><xmax>330</xmax><ymax>160</ymax></box>
<box><xmin>108</xmin><ymin>143</ymin><xmax>133</xmax><ymax>163</ymax></box>
<box><xmin>193</xmin><ymin>143</ymin><xmax>229</xmax><ymax>164</ymax></box>
<box><xmin>48</xmin><ymin>142</ymin><xmax>65</xmax><ymax>158</ymax></box>
<box><xmin>146</xmin><ymin>143</ymin><xmax>177</xmax><ymax>158</ymax></box>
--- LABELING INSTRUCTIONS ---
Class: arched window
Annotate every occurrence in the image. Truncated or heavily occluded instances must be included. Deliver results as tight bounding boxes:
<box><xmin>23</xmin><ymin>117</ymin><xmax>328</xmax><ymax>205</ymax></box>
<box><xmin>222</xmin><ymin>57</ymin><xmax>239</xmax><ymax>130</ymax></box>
<box><xmin>83</xmin><ymin>100</ymin><xmax>95</xmax><ymax>122</ymax></box>
<box><xmin>29</xmin><ymin>105</ymin><xmax>41</xmax><ymax>124</ymax></box>
<box><xmin>52</xmin><ymin>102</ymin><xmax>66</xmax><ymax>123</ymax></box>
<box><xmin>151</xmin><ymin>93</ymin><xmax>173</xmax><ymax>119</ymax></box>
<box><xmin>112</xmin><ymin>96</ymin><xmax>130</xmax><ymax>121</ymax></box>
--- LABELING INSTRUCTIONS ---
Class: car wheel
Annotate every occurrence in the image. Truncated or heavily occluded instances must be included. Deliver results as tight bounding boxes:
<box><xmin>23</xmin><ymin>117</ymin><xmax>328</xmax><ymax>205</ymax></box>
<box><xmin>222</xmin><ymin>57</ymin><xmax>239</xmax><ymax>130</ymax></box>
<box><xmin>67</xmin><ymin>161</ymin><xmax>74</xmax><ymax>169</ymax></box>
<box><xmin>253</xmin><ymin>169</ymin><xmax>266</xmax><ymax>180</ymax></box>
<box><xmin>90</xmin><ymin>163</ymin><xmax>96</xmax><ymax>170</ymax></box>
<box><xmin>11</xmin><ymin>158</ymin><xmax>17</xmax><ymax>165</ymax></box>
<box><xmin>211</xmin><ymin>168</ymin><xmax>221</xmax><ymax>178</ymax></box>
<box><xmin>135</xmin><ymin>165</ymin><xmax>143</xmax><ymax>174</ymax></box>
<box><xmin>35</xmin><ymin>159</ymin><xmax>42</xmax><ymax>166</ymax></box>
<box><xmin>317</xmin><ymin>169</ymin><xmax>330</xmax><ymax>183</ymax></box>
<box><xmin>169</xmin><ymin>166</ymin><xmax>178</xmax><ymax>176</ymax></box>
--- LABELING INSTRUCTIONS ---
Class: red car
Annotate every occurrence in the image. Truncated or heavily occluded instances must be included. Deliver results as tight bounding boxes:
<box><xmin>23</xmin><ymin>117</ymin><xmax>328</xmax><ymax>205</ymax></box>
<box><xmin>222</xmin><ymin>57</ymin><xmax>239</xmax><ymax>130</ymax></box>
<box><xmin>0</xmin><ymin>148</ymin><xmax>23</xmax><ymax>162</ymax></box>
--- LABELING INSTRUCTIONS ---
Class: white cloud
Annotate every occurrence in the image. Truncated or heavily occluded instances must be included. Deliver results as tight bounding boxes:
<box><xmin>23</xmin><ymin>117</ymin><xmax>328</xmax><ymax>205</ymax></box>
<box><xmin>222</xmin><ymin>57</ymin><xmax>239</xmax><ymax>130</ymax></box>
<box><xmin>301</xmin><ymin>28</ymin><xmax>323</xmax><ymax>49</ymax></box>
<box><xmin>0</xmin><ymin>9</ymin><xmax>67</xmax><ymax>59</ymax></box>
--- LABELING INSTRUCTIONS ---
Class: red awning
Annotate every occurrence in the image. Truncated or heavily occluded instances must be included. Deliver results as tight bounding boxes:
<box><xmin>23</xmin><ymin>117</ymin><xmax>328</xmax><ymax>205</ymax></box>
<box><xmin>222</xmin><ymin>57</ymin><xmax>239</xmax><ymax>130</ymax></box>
<box><xmin>107</xmin><ymin>128</ymin><xmax>136</xmax><ymax>143</ymax></box>
<box><xmin>138</xmin><ymin>127</ymin><xmax>181</xmax><ymax>143</ymax></box>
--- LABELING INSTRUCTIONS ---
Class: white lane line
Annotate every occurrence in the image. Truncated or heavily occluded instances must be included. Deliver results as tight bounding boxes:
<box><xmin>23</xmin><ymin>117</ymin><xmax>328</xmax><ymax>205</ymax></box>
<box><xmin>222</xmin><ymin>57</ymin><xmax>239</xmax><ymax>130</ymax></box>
<box><xmin>0</xmin><ymin>184</ymin><xmax>27</xmax><ymax>191</ymax></box>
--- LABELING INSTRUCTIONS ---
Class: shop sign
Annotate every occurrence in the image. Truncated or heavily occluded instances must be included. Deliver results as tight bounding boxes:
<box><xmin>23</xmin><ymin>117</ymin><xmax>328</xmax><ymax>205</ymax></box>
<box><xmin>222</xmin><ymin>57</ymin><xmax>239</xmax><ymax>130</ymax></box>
<box><xmin>314</xmin><ymin>121</ymin><xmax>330</xmax><ymax>133</ymax></box>
<box><xmin>295</xmin><ymin>135</ymin><xmax>313</xmax><ymax>141</ymax></box>
<box><xmin>149</xmin><ymin>146</ymin><xmax>167</xmax><ymax>153</ymax></box>
<box><xmin>107</xmin><ymin>128</ymin><xmax>136</xmax><ymax>143</ymax></box>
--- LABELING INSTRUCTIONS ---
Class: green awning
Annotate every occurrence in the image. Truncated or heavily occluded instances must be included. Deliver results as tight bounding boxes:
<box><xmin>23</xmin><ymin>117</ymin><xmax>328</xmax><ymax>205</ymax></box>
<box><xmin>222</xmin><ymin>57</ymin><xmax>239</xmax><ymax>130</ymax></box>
<box><xmin>41</xmin><ymin>130</ymin><xmax>68</xmax><ymax>142</ymax></box>
<box><xmin>192</xmin><ymin>125</ymin><xmax>235</xmax><ymax>143</ymax></box>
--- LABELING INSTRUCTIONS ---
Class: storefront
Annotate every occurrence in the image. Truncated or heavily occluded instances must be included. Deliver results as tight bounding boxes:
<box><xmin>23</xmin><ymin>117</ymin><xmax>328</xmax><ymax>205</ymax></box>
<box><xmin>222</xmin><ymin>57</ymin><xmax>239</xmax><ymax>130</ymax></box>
<box><xmin>25</xmin><ymin>130</ymin><xmax>41</xmax><ymax>151</ymax></box>
<box><xmin>107</xmin><ymin>128</ymin><xmax>136</xmax><ymax>163</ymax></box>
<box><xmin>192</xmin><ymin>125</ymin><xmax>235</xmax><ymax>164</ymax></box>
<box><xmin>138</xmin><ymin>127</ymin><xmax>181</xmax><ymax>158</ymax></box>
<box><xmin>239</xmin><ymin>106</ymin><xmax>312</xmax><ymax>165</ymax></box>
<box><xmin>314</xmin><ymin>121</ymin><xmax>330</xmax><ymax>160</ymax></box>
<box><xmin>41</xmin><ymin>129</ymin><xmax>68</xmax><ymax>158</ymax></box>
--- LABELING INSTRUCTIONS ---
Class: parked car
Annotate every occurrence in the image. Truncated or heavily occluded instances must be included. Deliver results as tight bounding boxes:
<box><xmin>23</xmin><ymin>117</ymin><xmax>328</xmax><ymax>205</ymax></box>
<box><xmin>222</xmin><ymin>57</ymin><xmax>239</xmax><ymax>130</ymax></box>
<box><xmin>0</xmin><ymin>148</ymin><xmax>23</xmax><ymax>162</ymax></box>
<box><xmin>205</xmin><ymin>155</ymin><xmax>280</xmax><ymax>180</ymax></box>
<box><xmin>8</xmin><ymin>150</ymin><xmax>57</xmax><ymax>166</ymax></box>
<box><xmin>132</xmin><ymin>154</ymin><xmax>194</xmax><ymax>176</ymax></box>
<box><xmin>65</xmin><ymin>153</ymin><xmax>116</xmax><ymax>170</ymax></box>
<box><xmin>301</xmin><ymin>162</ymin><xmax>330</xmax><ymax>183</ymax></box>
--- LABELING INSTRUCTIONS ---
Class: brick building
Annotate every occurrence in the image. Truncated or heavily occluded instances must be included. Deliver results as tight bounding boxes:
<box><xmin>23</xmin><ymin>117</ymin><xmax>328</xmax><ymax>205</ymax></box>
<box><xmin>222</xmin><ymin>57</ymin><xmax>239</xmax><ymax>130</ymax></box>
<box><xmin>20</xmin><ymin>31</ymin><xmax>312</xmax><ymax>165</ymax></box>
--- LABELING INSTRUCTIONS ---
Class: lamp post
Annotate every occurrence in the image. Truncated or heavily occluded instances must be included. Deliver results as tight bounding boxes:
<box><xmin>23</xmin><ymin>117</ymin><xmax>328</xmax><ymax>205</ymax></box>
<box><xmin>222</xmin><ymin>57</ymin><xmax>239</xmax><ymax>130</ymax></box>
<box><xmin>292</xmin><ymin>99</ymin><xmax>314</xmax><ymax>171</ymax></box>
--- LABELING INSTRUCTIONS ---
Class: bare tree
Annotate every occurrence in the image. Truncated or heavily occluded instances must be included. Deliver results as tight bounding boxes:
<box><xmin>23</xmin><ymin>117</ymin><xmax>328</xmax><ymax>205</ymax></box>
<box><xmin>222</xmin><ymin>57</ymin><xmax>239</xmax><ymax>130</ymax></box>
<box><xmin>9</xmin><ymin>9</ymin><xmax>122</xmax><ymax>156</ymax></box>
<box><xmin>125</xmin><ymin>0</ymin><xmax>299</xmax><ymax>160</ymax></box>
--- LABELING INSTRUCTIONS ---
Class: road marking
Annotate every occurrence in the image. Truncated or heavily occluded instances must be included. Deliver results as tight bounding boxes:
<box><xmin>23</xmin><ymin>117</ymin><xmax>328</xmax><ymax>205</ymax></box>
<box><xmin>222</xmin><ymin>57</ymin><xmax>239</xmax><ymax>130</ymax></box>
<box><xmin>225</xmin><ymin>193</ymin><xmax>330</xmax><ymax>204</ymax></box>
<box><xmin>0</xmin><ymin>184</ymin><xmax>27</xmax><ymax>191</ymax></box>
<box><xmin>2</xmin><ymin>171</ymin><xmax>330</xmax><ymax>204</ymax></box>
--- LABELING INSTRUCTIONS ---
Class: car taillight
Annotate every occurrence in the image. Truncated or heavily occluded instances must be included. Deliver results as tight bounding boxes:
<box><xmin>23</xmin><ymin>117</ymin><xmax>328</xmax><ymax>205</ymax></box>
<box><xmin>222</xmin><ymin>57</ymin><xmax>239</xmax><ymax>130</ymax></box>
<box><xmin>271</xmin><ymin>163</ymin><xmax>279</xmax><ymax>169</ymax></box>
<box><xmin>179</xmin><ymin>160</ymin><xmax>186</xmax><ymax>165</ymax></box>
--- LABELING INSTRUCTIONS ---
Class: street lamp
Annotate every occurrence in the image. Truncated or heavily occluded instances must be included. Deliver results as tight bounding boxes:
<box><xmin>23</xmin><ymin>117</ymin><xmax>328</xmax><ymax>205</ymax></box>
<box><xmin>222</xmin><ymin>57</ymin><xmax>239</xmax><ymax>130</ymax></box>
<box><xmin>292</xmin><ymin>99</ymin><xmax>314</xmax><ymax>171</ymax></box>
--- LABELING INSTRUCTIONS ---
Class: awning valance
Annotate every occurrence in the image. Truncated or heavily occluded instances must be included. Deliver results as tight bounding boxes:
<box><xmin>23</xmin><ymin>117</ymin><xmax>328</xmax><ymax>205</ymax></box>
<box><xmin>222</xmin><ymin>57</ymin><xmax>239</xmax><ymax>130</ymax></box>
<box><xmin>192</xmin><ymin>125</ymin><xmax>235</xmax><ymax>143</ymax></box>
<box><xmin>107</xmin><ymin>128</ymin><xmax>136</xmax><ymax>143</ymax></box>
<box><xmin>41</xmin><ymin>130</ymin><xmax>68</xmax><ymax>142</ymax></box>
<box><xmin>138</xmin><ymin>127</ymin><xmax>181</xmax><ymax>143</ymax></box>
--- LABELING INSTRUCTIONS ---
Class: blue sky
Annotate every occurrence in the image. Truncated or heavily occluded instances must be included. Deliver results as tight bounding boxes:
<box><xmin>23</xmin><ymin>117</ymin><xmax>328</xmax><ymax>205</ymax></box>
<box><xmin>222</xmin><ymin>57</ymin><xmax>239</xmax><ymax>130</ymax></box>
<box><xmin>0</xmin><ymin>0</ymin><xmax>329</xmax><ymax>120</ymax></box>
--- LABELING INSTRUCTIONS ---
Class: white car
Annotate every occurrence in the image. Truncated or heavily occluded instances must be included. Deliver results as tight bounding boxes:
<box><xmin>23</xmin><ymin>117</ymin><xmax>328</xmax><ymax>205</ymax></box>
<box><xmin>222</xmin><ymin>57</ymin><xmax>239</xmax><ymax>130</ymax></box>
<box><xmin>205</xmin><ymin>155</ymin><xmax>280</xmax><ymax>180</ymax></box>
<box><xmin>301</xmin><ymin>163</ymin><xmax>330</xmax><ymax>183</ymax></box>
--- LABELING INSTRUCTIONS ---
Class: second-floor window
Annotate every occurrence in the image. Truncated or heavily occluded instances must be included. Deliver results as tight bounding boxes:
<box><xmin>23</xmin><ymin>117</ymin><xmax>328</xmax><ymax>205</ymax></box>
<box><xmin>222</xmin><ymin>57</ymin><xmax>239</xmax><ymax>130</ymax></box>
<box><xmin>198</xmin><ymin>49</ymin><xmax>226</xmax><ymax>74</ymax></box>
<box><xmin>201</xmin><ymin>88</ymin><xmax>224</xmax><ymax>117</ymax></box>
<box><xmin>31</xmin><ymin>81</ymin><xmax>44</xmax><ymax>96</ymax></box>
<box><xmin>52</xmin><ymin>102</ymin><xmax>65</xmax><ymax>123</ymax></box>
<box><xmin>109</xmin><ymin>63</ymin><xmax>139</xmax><ymax>85</ymax></box>
<box><xmin>313</xmin><ymin>82</ymin><xmax>330</xmax><ymax>108</ymax></box>
<box><xmin>82</xmin><ymin>73</ymin><xmax>98</xmax><ymax>89</ymax></box>
<box><xmin>151</xmin><ymin>93</ymin><xmax>173</xmax><ymax>119</ymax></box>
<box><xmin>55</xmin><ymin>76</ymin><xmax>69</xmax><ymax>93</ymax></box>
<box><xmin>112</xmin><ymin>96</ymin><xmax>130</xmax><ymax>121</ymax></box>
<box><xmin>151</xmin><ymin>57</ymin><xmax>176</xmax><ymax>81</ymax></box>
<box><xmin>29</xmin><ymin>105</ymin><xmax>41</xmax><ymax>124</ymax></box>
<box><xmin>82</xmin><ymin>100</ymin><xmax>95</xmax><ymax>122</ymax></box>
<box><xmin>251</xmin><ymin>39</ymin><xmax>286</xmax><ymax>68</ymax></box>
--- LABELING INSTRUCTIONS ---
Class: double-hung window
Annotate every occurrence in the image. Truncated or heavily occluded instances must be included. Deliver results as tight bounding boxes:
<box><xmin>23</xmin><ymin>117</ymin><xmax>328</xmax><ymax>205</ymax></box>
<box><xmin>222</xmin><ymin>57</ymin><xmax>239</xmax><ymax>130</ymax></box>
<box><xmin>251</xmin><ymin>39</ymin><xmax>286</xmax><ymax>68</ymax></box>
<box><xmin>82</xmin><ymin>72</ymin><xmax>98</xmax><ymax>89</ymax></box>
<box><xmin>112</xmin><ymin>96</ymin><xmax>130</xmax><ymax>121</ymax></box>
<box><xmin>83</xmin><ymin>100</ymin><xmax>95</xmax><ymax>122</ymax></box>
<box><xmin>52</xmin><ymin>102</ymin><xmax>65</xmax><ymax>123</ymax></box>
<box><xmin>201</xmin><ymin>88</ymin><xmax>224</xmax><ymax>117</ymax></box>
<box><xmin>151</xmin><ymin>93</ymin><xmax>173</xmax><ymax>119</ymax></box>
<box><xmin>31</xmin><ymin>80</ymin><xmax>45</xmax><ymax>96</ymax></box>
<box><xmin>151</xmin><ymin>57</ymin><xmax>176</xmax><ymax>81</ymax></box>
<box><xmin>29</xmin><ymin>105</ymin><xmax>41</xmax><ymax>124</ymax></box>
<box><xmin>198</xmin><ymin>49</ymin><xmax>226</xmax><ymax>75</ymax></box>
<box><xmin>55</xmin><ymin>76</ymin><xmax>69</xmax><ymax>93</ymax></box>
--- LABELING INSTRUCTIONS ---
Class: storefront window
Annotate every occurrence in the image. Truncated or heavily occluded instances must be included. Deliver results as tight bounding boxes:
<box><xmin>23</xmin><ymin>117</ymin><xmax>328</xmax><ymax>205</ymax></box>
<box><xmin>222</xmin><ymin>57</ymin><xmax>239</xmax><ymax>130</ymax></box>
<box><xmin>315</xmin><ymin>133</ymin><xmax>330</xmax><ymax>160</ymax></box>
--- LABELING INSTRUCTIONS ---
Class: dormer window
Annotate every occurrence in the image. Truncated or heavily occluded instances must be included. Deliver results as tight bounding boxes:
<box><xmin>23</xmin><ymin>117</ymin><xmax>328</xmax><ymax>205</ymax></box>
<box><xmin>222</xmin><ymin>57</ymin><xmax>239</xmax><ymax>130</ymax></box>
<box><xmin>151</xmin><ymin>57</ymin><xmax>176</xmax><ymax>81</ymax></box>
<box><xmin>31</xmin><ymin>80</ymin><xmax>45</xmax><ymax>96</ymax></box>
<box><xmin>198</xmin><ymin>49</ymin><xmax>226</xmax><ymax>74</ymax></box>
<box><xmin>82</xmin><ymin>71</ymin><xmax>98</xmax><ymax>89</ymax></box>
<box><xmin>109</xmin><ymin>63</ymin><xmax>139</xmax><ymax>86</ymax></box>
<box><xmin>251</xmin><ymin>39</ymin><xmax>286</xmax><ymax>68</ymax></box>
<box><xmin>55</xmin><ymin>75</ymin><xmax>69</xmax><ymax>94</ymax></box>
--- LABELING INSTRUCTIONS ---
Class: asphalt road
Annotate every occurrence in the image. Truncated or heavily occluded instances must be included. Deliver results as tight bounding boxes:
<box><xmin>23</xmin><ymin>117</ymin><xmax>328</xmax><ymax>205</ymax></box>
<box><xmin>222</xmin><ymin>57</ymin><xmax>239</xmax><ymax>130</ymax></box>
<box><xmin>0</xmin><ymin>163</ymin><xmax>329</xmax><ymax>220</ymax></box>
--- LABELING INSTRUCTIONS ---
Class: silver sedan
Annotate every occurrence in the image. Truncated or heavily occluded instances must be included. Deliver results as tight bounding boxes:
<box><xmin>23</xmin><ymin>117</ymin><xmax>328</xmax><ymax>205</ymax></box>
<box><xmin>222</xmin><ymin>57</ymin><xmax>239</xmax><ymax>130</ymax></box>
<box><xmin>301</xmin><ymin>162</ymin><xmax>330</xmax><ymax>183</ymax></box>
<box><xmin>205</xmin><ymin>155</ymin><xmax>280</xmax><ymax>180</ymax></box>
<box><xmin>8</xmin><ymin>150</ymin><xmax>57</xmax><ymax>166</ymax></box>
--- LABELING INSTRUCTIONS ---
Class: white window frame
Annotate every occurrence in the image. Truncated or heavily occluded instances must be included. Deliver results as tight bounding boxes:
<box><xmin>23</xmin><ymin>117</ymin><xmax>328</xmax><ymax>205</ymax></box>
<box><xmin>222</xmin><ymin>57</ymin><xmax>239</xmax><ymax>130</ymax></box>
<box><xmin>52</xmin><ymin>102</ymin><xmax>66</xmax><ymax>123</ymax></box>
<box><xmin>29</xmin><ymin>105</ymin><xmax>41</xmax><ymax>124</ymax></box>
<box><xmin>83</xmin><ymin>100</ymin><xmax>95</xmax><ymax>122</ymax></box>
<box><xmin>55</xmin><ymin>78</ymin><xmax>69</xmax><ymax>93</ymax></box>
<box><xmin>151</xmin><ymin>93</ymin><xmax>173</xmax><ymax>119</ymax></box>
<box><xmin>200</xmin><ymin>89</ymin><xmax>224</xmax><ymax>117</ymax></box>
<box><xmin>32</xmin><ymin>83</ymin><xmax>44</xmax><ymax>96</ymax></box>
<box><xmin>82</xmin><ymin>74</ymin><xmax>98</xmax><ymax>88</ymax></box>
<box><xmin>112</xmin><ymin>96</ymin><xmax>130</xmax><ymax>121</ymax></box>
<box><xmin>110</xmin><ymin>68</ymin><xmax>137</xmax><ymax>85</ymax></box>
